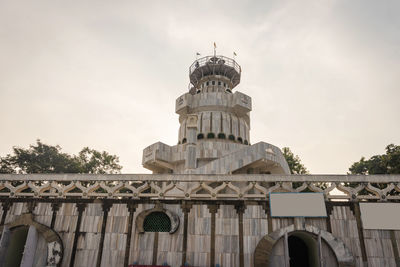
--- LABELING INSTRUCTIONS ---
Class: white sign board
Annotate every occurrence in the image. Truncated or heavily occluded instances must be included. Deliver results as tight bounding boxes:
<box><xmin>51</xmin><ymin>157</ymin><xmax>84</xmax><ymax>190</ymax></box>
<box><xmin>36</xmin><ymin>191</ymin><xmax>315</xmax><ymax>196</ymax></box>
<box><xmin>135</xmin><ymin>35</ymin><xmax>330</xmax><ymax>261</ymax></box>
<box><xmin>360</xmin><ymin>203</ymin><xmax>400</xmax><ymax>230</ymax></box>
<box><xmin>270</xmin><ymin>192</ymin><xmax>327</xmax><ymax>217</ymax></box>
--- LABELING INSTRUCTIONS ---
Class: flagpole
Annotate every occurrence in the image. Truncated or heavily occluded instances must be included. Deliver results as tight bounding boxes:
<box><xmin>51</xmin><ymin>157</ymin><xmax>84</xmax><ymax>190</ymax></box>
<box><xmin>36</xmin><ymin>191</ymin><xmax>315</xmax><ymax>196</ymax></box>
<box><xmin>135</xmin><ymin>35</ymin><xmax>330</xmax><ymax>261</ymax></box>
<box><xmin>214</xmin><ymin>42</ymin><xmax>216</xmax><ymax>57</ymax></box>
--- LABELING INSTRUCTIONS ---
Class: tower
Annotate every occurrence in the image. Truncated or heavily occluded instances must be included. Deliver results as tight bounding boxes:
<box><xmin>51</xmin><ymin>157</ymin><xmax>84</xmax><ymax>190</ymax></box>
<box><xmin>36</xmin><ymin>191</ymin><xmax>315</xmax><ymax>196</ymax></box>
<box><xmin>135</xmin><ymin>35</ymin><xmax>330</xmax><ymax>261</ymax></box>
<box><xmin>143</xmin><ymin>55</ymin><xmax>290</xmax><ymax>175</ymax></box>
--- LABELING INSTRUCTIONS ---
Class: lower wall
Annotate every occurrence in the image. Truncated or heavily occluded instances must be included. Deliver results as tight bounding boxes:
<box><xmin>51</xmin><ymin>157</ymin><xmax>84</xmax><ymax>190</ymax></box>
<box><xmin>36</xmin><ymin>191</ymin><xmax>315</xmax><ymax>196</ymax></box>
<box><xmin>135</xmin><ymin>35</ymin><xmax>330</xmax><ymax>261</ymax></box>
<box><xmin>0</xmin><ymin>200</ymin><xmax>399</xmax><ymax>267</ymax></box>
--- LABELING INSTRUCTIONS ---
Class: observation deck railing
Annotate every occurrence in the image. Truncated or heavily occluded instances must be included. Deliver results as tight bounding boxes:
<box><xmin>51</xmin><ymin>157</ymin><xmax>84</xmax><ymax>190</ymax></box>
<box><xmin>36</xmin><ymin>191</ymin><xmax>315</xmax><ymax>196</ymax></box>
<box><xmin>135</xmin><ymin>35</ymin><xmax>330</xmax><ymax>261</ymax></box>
<box><xmin>189</xmin><ymin>55</ymin><xmax>241</xmax><ymax>76</ymax></box>
<box><xmin>1</xmin><ymin>174</ymin><xmax>400</xmax><ymax>201</ymax></box>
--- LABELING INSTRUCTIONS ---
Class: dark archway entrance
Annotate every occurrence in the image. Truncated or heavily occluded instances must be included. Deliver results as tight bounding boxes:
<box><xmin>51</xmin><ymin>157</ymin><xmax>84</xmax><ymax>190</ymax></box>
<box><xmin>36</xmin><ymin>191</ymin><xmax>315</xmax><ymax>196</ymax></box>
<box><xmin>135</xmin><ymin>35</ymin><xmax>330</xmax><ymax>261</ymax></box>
<box><xmin>289</xmin><ymin>235</ymin><xmax>309</xmax><ymax>267</ymax></box>
<box><xmin>4</xmin><ymin>226</ymin><xmax>29</xmax><ymax>267</ymax></box>
<box><xmin>254</xmin><ymin>224</ymin><xmax>352</xmax><ymax>267</ymax></box>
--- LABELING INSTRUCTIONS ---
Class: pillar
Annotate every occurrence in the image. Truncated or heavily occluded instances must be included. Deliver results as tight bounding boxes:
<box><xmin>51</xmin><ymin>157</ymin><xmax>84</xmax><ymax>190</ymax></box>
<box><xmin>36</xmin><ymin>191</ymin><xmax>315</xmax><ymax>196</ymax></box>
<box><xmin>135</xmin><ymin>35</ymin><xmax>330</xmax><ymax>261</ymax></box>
<box><xmin>20</xmin><ymin>225</ymin><xmax>38</xmax><ymax>267</ymax></box>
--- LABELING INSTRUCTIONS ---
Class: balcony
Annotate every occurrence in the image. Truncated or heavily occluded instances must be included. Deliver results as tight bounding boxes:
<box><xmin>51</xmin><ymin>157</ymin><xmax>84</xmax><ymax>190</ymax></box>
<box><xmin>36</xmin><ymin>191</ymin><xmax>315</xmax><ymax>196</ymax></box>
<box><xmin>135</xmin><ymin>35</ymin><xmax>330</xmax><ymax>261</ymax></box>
<box><xmin>189</xmin><ymin>56</ymin><xmax>241</xmax><ymax>88</ymax></box>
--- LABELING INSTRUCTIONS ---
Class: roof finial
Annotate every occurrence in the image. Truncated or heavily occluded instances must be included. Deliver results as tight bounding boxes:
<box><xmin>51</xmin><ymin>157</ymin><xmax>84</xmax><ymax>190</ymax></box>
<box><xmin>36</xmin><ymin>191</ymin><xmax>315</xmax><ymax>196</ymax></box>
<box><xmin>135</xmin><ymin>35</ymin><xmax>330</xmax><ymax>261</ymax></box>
<box><xmin>213</xmin><ymin>42</ymin><xmax>217</xmax><ymax>57</ymax></box>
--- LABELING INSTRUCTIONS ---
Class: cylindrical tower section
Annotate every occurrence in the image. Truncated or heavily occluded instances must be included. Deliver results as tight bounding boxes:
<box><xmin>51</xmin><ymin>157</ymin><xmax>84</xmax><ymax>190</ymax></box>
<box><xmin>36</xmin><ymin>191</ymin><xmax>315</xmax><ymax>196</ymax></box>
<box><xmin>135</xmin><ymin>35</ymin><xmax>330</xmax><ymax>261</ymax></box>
<box><xmin>176</xmin><ymin>55</ymin><xmax>251</xmax><ymax>146</ymax></box>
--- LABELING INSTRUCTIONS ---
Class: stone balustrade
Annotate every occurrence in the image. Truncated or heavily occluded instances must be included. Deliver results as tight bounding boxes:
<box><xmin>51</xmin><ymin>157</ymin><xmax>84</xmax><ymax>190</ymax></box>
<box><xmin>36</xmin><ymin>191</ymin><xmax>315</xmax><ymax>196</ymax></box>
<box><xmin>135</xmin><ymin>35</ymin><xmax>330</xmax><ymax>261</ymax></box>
<box><xmin>0</xmin><ymin>174</ymin><xmax>399</xmax><ymax>201</ymax></box>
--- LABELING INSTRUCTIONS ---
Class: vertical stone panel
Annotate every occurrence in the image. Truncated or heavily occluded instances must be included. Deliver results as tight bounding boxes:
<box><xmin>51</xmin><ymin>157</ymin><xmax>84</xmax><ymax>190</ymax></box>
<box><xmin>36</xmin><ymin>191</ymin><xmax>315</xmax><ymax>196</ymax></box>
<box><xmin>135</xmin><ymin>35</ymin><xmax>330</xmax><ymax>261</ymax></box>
<box><xmin>33</xmin><ymin>202</ymin><xmax>52</xmax><ymax>226</ymax></box>
<box><xmin>73</xmin><ymin>203</ymin><xmax>103</xmax><ymax>267</ymax></box>
<box><xmin>53</xmin><ymin>203</ymin><xmax>78</xmax><ymax>267</ymax></box>
<box><xmin>393</xmin><ymin>230</ymin><xmax>400</xmax><ymax>266</ymax></box>
<box><xmin>231</xmin><ymin>115</ymin><xmax>239</xmax><ymax>138</ymax></box>
<box><xmin>186</xmin><ymin>205</ymin><xmax>211</xmax><ymax>267</ymax></box>
<box><xmin>100</xmin><ymin>203</ymin><xmax>128</xmax><ymax>267</ymax></box>
<box><xmin>212</xmin><ymin>112</ymin><xmax>221</xmax><ymax>134</ymax></box>
<box><xmin>20</xmin><ymin>225</ymin><xmax>38</xmax><ymax>267</ymax></box>
<box><xmin>215</xmin><ymin>205</ymin><xmax>239</xmax><ymax>267</ymax></box>
<box><xmin>305</xmin><ymin>218</ymin><xmax>327</xmax><ymax>231</ymax></box>
<box><xmin>364</xmin><ymin>229</ymin><xmax>397</xmax><ymax>267</ymax></box>
<box><xmin>243</xmin><ymin>205</ymin><xmax>268</xmax><ymax>267</ymax></box>
<box><xmin>156</xmin><ymin>204</ymin><xmax>183</xmax><ymax>267</ymax></box>
<box><xmin>129</xmin><ymin>204</ymin><xmax>154</xmax><ymax>265</ymax></box>
<box><xmin>330</xmin><ymin>206</ymin><xmax>363</xmax><ymax>266</ymax></box>
<box><xmin>178</xmin><ymin>122</ymin><xmax>184</xmax><ymax>142</ymax></box>
<box><xmin>238</xmin><ymin>118</ymin><xmax>245</xmax><ymax>139</ymax></box>
<box><xmin>222</xmin><ymin>112</ymin><xmax>230</xmax><ymax>136</ymax></box>
<box><xmin>271</xmin><ymin>218</ymin><xmax>293</xmax><ymax>232</ymax></box>
<box><xmin>201</xmin><ymin>112</ymin><xmax>210</xmax><ymax>134</ymax></box>
<box><xmin>0</xmin><ymin>203</ymin><xmax>4</xmax><ymax>223</ymax></box>
<box><xmin>33</xmin><ymin>233</ymin><xmax>48</xmax><ymax>267</ymax></box>
<box><xmin>5</xmin><ymin>202</ymin><xmax>29</xmax><ymax>224</ymax></box>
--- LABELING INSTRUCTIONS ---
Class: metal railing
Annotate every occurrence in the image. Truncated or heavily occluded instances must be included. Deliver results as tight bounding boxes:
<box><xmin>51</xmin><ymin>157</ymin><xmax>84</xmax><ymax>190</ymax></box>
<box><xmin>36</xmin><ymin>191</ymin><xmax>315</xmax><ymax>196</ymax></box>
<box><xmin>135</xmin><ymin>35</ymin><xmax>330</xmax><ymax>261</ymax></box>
<box><xmin>189</xmin><ymin>55</ymin><xmax>241</xmax><ymax>76</ymax></box>
<box><xmin>1</xmin><ymin>174</ymin><xmax>399</xmax><ymax>201</ymax></box>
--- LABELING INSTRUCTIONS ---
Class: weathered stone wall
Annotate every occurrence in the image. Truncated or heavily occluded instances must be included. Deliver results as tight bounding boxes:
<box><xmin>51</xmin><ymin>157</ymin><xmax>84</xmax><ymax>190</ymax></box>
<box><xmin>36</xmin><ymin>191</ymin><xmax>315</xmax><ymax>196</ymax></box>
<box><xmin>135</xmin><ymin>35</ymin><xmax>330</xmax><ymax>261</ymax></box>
<box><xmin>54</xmin><ymin>203</ymin><xmax>78</xmax><ymax>267</ymax></box>
<box><xmin>363</xmin><ymin>229</ymin><xmax>397</xmax><ymax>267</ymax></box>
<box><xmin>129</xmin><ymin>204</ymin><xmax>155</xmax><ymax>265</ymax></box>
<box><xmin>101</xmin><ymin>204</ymin><xmax>128</xmax><ymax>267</ymax></box>
<box><xmin>74</xmin><ymin>204</ymin><xmax>103</xmax><ymax>267</ymax></box>
<box><xmin>330</xmin><ymin>205</ymin><xmax>363</xmax><ymax>266</ymax></box>
<box><xmin>215</xmin><ymin>205</ymin><xmax>239</xmax><ymax>266</ymax></box>
<box><xmin>1</xmin><ymin>200</ymin><xmax>400</xmax><ymax>267</ymax></box>
<box><xmin>187</xmin><ymin>205</ymin><xmax>211</xmax><ymax>266</ymax></box>
<box><xmin>33</xmin><ymin>203</ymin><xmax>52</xmax><ymax>266</ymax></box>
<box><xmin>157</xmin><ymin>204</ymin><xmax>183</xmax><ymax>266</ymax></box>
<box><xmin>243</xmin><ymin>205</ymin><xmax>268</xmax><ymax>266</ymax></box>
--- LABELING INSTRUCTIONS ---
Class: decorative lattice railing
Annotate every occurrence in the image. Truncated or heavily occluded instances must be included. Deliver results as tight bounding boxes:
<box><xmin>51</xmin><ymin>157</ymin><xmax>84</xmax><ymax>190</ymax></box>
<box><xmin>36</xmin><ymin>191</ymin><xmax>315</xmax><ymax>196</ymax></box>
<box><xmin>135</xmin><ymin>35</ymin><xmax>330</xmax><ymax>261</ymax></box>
<box><xmin>0</xmin><ymin>174</ymin><xmax>400</xmax><ymax>201</ymax></box>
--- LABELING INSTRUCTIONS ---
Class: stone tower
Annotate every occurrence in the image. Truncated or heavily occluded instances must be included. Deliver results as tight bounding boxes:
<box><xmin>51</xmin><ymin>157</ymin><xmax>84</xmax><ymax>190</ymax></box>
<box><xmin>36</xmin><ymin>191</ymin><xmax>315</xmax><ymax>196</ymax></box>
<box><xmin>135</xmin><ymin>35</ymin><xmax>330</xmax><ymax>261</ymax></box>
<box><xmin>143</xmin><ymin>55</ymin><xmax>290</xmax><ymax>175</ymax></box>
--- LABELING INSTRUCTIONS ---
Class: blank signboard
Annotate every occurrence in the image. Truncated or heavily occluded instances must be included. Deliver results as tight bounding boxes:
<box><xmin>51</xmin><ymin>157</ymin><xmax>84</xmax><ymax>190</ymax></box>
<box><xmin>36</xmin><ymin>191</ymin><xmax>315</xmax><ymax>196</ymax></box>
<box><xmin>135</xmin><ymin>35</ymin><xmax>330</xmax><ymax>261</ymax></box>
<box><xmin>360</xmin><ymin>203</ymin><xmax>400</xmax><ymax>230</ymax></box>
<box><xmin>270</xmin><ymin>192</ymin><xmax>327</xmax><ymax>217</ymax></box>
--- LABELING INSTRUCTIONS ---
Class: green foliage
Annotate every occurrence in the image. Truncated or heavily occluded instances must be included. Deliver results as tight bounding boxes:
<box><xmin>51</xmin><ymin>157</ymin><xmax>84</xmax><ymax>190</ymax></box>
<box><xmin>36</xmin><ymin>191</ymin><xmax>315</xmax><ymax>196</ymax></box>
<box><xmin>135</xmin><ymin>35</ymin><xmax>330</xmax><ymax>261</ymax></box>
<box><xmin>77</xmin><ymin>147</ymin><xmax>122</xmax><ymax>174</ymax></box>
<box><xmin>0</xmin><ymin>140</ymin><xmax>122</xmax><ymax>174</ymax></box>
<box><xmin>349</xmin><ymin>144</ymin><xmax>400</xmax><ymax>174</ymax></box>
<box><xmin>282</xmin><ymin>147</ymin><xmax>309</xmax><ymax>174</ymax></box>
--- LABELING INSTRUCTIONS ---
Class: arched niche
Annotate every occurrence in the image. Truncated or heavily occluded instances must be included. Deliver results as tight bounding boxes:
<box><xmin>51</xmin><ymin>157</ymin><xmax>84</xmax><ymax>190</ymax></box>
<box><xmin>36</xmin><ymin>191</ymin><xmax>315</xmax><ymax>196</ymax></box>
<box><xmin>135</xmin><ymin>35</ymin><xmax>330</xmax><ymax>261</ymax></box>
<box><xmin>254</xmin><ymin>224</ymin><xmax>355</xmax><ymax>267</ymax></box>
<box><xmin>0</xmin><ymin>213</ymin><xmax>63</xmax><ymax>267</ymax></box>
<box><xmin>135</xmin><ymin>206</ymin><xmax>179</xmax><ymax>234</ymax></box>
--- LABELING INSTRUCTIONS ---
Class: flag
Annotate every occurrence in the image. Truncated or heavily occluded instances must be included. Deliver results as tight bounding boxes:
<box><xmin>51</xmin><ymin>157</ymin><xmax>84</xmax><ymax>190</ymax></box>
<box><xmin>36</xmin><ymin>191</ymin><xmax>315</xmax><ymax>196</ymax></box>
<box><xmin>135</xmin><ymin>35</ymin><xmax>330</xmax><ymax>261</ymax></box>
<box><xmin>214</xmin><ymin>42</ymin><xmax>217</xmax><ymax>49</ymax></box>
<box><xmin>233</xmin><ymin>52</ymin><xmax>237</xmax><ymax>56</ymax></box>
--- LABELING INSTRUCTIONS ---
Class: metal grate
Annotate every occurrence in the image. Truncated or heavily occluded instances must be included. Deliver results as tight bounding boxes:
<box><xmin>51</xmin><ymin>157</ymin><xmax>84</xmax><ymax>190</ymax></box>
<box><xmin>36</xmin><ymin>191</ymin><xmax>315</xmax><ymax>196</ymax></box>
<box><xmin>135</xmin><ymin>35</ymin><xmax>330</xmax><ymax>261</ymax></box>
<box><xmin>143</xmin><ymin>212</ymin><xmax>171</xmax><ymax>232</ymax></box>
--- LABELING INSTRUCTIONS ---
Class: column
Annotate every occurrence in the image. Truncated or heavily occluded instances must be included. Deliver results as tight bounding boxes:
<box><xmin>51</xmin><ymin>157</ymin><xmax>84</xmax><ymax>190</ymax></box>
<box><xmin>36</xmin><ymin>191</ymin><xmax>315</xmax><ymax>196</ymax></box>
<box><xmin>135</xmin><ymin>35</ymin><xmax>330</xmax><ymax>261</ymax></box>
<box><xmin>20</xmin><ymin>225</ymin><xmax>38</xmax><ymax>267</ymax></box>
<box><xmin>181</xmin><ymin>201</ymin><xmax>193</xmax><ymax>266</ymax></box>
<box><xmin>207</xmin><ymin>204</ymin><xmax>219</xmax><ymax>267</ymax></box>
<box><xmin>235</xmin><ymin>203</ymin><xmax>246</xmax><ymax>267</ymax></box>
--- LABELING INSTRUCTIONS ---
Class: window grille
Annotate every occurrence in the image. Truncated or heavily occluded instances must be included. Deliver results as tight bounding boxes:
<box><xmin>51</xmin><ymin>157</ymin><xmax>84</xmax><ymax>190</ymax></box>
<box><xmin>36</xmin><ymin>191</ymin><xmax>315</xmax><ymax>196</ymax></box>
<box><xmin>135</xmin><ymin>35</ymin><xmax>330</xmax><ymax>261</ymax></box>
<box><xmin>143</xmin><ymin>212</ymin><xmax>171</xmax><ymax>232</ymax></box>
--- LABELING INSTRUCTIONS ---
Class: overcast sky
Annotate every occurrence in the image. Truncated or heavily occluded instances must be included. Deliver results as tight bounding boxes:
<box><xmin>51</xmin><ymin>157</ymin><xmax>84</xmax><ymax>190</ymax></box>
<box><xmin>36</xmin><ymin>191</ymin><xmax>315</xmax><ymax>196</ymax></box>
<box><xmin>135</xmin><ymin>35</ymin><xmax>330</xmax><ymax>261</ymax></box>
<box><xmin>1</xmin><ymin>0</ymin><xmax>399</xmax><ymax>174</ymax></box>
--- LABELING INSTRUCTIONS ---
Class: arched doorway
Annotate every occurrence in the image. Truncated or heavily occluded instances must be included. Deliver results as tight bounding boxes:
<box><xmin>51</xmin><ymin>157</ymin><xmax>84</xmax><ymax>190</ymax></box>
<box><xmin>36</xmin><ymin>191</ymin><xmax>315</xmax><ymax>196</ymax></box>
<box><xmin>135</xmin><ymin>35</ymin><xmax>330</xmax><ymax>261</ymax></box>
<box><xmin>254</xmin><ymin>224</ymin><xmax>354</xmax><ymax>267</ymax></box>
<box><xmin>0</xmin><ymin>213</ymin><xmax>63</xmax><ymax>267</ymax></box>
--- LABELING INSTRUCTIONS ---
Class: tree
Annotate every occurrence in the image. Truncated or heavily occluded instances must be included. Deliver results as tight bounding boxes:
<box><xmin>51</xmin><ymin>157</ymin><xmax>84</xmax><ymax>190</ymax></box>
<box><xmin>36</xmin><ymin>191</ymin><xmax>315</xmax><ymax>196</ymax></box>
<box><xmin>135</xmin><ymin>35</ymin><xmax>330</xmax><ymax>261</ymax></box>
<box><xmin>349</xmin><ymin>144</ymin><xmax>400</xmax><ymax>174</ymax></box>
<box><xmin>0</xmin><ymin>140</ymin><xmax>122</xmax><ymax>174</ymax></box>
<box><xmin>282</xmin><ymin>147</ymin><xmax>309</xmax><ymax>174</ymax></box>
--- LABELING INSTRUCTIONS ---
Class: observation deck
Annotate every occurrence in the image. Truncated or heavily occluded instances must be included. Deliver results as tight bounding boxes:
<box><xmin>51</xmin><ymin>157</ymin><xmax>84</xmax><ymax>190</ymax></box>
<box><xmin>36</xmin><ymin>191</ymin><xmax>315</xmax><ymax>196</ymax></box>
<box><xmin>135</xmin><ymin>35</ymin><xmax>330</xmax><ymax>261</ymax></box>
<box><xmin>189</xmin><ymin>55</ymin><xmax>241</xmax><ymax>89</ymax></box>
